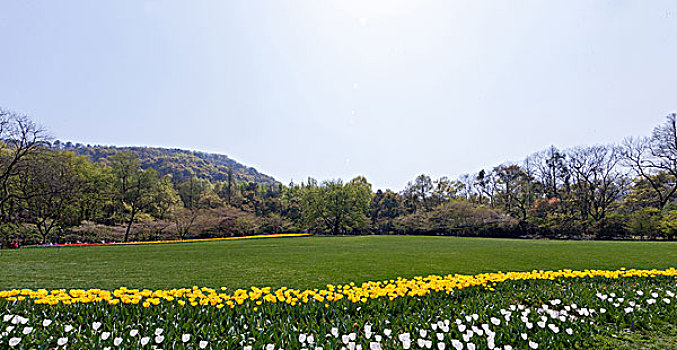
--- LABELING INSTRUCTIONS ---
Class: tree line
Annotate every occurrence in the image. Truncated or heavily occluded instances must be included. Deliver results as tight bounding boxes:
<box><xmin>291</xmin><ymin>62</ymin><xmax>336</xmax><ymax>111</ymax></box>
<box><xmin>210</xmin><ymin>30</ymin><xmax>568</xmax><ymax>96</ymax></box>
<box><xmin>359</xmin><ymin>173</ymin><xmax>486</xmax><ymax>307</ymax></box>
<box><xmin>1</xmin><ymin>107</ymin><xmax>676</xmax><ymax>247</ymax></box>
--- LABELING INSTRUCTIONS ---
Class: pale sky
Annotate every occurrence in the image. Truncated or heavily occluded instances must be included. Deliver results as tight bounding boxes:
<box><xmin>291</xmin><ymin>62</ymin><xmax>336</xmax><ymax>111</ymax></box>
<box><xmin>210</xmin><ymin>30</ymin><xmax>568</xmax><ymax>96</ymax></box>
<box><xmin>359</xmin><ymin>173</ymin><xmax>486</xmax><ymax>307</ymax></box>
<box><xmin>1</xmin><ymin>1</ymin><xmax>676</xmax><ymax>190</ymax></box>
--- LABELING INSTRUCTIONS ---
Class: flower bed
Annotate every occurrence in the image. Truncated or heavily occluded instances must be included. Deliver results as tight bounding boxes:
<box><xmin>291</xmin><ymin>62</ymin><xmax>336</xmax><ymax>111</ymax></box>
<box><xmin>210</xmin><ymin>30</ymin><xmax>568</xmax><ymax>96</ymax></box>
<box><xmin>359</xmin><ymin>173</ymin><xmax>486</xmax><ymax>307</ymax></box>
<box><xmin>20</xmin><ymin>233</ymin><xmax>311</xmax><ymax>249</ymax></box>
<box><xmin>1</xmin><ymin>269</ymin><xmax>675</xmax><ymax>349</ymax></box>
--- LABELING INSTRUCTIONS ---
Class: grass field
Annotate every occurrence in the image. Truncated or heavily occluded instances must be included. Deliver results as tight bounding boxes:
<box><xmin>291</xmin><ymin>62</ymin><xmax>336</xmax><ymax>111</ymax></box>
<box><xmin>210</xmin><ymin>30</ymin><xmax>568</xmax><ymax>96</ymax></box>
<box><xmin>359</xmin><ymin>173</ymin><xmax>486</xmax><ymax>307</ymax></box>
<box><xmin>1</xmin><ymin>235</ymin><xmax>675</xmax><ymax>290</ymax></box>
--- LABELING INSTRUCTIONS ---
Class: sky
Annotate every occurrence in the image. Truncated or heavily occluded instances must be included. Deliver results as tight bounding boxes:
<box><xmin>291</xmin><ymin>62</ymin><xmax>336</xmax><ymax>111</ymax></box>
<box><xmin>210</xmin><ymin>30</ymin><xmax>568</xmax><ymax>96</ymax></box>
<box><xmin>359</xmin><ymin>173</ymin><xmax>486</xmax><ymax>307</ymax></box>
<box><xmin>1</xmin><ymin>1</ymin><xmax>676</xmax><ymax>190</ymax></box>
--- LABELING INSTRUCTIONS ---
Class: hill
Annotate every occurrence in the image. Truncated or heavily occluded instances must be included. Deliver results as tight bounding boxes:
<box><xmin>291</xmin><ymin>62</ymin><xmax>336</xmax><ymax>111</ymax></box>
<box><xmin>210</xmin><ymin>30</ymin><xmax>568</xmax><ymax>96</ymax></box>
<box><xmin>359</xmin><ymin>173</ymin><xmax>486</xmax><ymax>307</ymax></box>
<box><xmin>53</xmin><ymin>141</ymin><xmax>278</xmax><ymax>185</ymax></box>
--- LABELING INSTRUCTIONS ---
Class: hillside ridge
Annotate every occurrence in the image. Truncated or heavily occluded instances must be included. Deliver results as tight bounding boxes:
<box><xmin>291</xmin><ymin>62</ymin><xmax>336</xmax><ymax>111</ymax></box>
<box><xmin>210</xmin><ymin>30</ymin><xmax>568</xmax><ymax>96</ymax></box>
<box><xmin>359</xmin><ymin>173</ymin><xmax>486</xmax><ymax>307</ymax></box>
<box><xmin>52</xmin><ymin>141</ymin><xmax>278</xmax><ymax>185</ymax></box>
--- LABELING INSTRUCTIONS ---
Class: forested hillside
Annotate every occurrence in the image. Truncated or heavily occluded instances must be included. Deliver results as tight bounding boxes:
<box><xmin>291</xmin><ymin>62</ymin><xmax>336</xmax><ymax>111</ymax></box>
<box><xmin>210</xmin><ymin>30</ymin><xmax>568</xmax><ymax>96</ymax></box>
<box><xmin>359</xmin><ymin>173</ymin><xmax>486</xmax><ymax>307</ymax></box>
<box><xmin>54</xmin><ymin>142</ymin><xmax>277</xmax><ymax>185</ymax></box>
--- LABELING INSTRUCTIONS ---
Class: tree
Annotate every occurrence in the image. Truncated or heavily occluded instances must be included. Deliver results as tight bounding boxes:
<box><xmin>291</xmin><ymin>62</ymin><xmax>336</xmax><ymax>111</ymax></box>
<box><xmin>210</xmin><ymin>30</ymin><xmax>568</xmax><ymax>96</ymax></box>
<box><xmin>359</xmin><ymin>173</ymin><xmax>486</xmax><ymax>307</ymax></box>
<box><xmin>0</xmin><ymin>108</ymin><xmax>49</xmax><ymax>220</ymax></box>
<box><xmin>625</xmin><ymin>207</ymin><xmax>661</xmax><ymax>240</ymax></box>
<box><xmin>110</xmin><ymin>152</ymin><xmax>161</xmax><ymax>241</ymax></box>
<box><xmin>226</xmin><ymin>165</ymin><xmax>233</xmax><ymax>205</ymax></box>
<box><xmin>475</xmin><ymin>169</ymin><xmax>496</xmax><ymax>207</ymax></box>
<box><xmin>566</xmin><ymin>145</ymin><xmax>627</xmax><ymax>222</ymax></box>
<box><xmin>370</xmin><ymin>189</ymin><xmax>403</xmax><ymax>234</ymax></box>
<box><xmin>621</xmin><ymin>114</ymin><xmax>677</xmax><ymax>209</ymax></box>
<box><xmin>17</xmin><ymin>150</ymin><xmax>91</xmax><ymax>243</ymax></box>
<box><xmin>280</xmin><ymin>181</ymin><xmax>303</xmax><ymax>224</ymax></box>
<box><xmin>301</xmin><ymin>177</ymin><xmax>372</xmax><ymax>235</ymax></box>
<box><xmin>151</xmin><ymin>175</ymin><xmax>181</xmax><ymax>219</ymax></box>
<box><xmin>171</xmin><ymin>207</ymin><xmax>216</xmax><ymax>239</ymax></box>
<box><xmin>493</xmin><ymin>164</ymin><xmax>536</xmax><ymax>220</ymax></box>
<box><xmin>431</xmin><ymin>176</ymin><xmax>460</xmax><ymax>207</ymax></box>
<box><xmin>402</xmin><ymin>174</ymin><xmax>433</xmax><ymax>212</ymax></box>
<box><xmin>530</xmin><ymin>146</ymin><xmax>569</xmax><ymax>199</ymax></box>
<box><xmin>659</xmin><ymin>210</ymin><xmax>677</xmax><ymax>240</ymax></box>
<box><xmin>177</xmin><ymin>176</ymin><xmax>212</xmax><ymax>210</ymax></box>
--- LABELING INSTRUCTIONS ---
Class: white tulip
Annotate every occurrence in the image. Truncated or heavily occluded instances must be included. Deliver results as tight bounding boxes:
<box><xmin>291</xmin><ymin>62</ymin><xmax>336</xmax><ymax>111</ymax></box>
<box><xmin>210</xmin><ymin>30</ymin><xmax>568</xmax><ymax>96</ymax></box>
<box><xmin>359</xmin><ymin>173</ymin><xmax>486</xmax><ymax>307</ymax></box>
<box><xmin>342</xmin><ymin>335</ymin><xmax>351</xmax><ymax>344</ymax></box>
<box><xmin>8</xmin><ymin>337</ymin><xmax>21</xmax><ymax>347</ymax></box>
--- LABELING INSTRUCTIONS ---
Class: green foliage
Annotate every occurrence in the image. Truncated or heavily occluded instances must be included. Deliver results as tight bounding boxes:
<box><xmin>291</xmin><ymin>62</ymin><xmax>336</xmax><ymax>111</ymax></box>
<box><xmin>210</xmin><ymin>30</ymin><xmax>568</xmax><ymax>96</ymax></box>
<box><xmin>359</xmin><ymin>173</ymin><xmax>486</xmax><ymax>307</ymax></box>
<box><xmin>300</xmin><ymin>177</ymin><xmax>372</xmax><ymax>235</ymax></box>
<box><xmin>626</xmin><ymin>208</ymin><xmax>662</xmax><ymax>239</ymax></box>
<box><xmin>7</xmin><ymin>111</ymin><xmax>677</xmax><ymax>244</ymax></box>
<box><xmin>659</xmin><ymin>210</ymin><xmax>677</xmax><ymax>240</ymax></box>
<box><xmin>110</xmin><ymin>153</ymin><xmax>164</xmax><ymax>241</ymax></box>
<box><xmin>60</xmin><ymin>143</ymin><xmax>277</xmax><ymax>186</ymax></box>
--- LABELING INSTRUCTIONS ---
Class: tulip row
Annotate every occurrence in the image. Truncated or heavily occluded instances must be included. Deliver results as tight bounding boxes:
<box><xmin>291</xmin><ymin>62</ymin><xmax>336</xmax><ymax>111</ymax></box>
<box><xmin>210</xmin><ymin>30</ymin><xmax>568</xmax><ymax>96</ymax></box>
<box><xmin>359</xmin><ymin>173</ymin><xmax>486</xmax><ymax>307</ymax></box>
<box><xmin>0</xmin><ymin>269</ymin><xmax>675</xmax><ymax>349</ymax></box>
<box><xmin>20</xmin><ymin>233</ymin><xmax>311</xmax><ymax>249</ymax></box>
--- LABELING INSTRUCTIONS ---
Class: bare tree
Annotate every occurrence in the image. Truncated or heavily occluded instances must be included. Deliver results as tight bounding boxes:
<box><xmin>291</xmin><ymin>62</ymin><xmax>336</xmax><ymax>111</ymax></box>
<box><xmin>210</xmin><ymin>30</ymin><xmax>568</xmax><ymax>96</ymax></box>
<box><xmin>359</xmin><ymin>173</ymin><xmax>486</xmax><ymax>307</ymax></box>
<box><xmin>621</xmin><ymin>114</ymin><xmax>677</xmax><ymax>209</ymax></box>
<box><xmin>0</xmin><ymin>108</ymin><xmax>50</xmax><ymax>212</ymax></box>
<box><xmin>457</xmin><ymin>173</ymin><xmax>478</xmax><ymax>203</ymax></box>
<box><xmin>567</xmin><ymin>145</ymin><xmax>628</xmax><ymax>221</ymax></box>
<box><xmin>475</xmin><ymin>169</ymin><xmax>496</xmax><ymax>207</ymax></box>
<box><xmin>530</xmin><ymin>146</ymin><xmax>569</xmax><ymax>199</ymax></box>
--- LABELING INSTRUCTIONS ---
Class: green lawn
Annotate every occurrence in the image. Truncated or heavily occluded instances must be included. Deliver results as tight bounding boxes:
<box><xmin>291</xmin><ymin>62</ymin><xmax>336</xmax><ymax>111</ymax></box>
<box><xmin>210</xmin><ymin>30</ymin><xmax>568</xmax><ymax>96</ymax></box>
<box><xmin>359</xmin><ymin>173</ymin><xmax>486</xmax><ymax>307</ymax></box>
<box><xmin>0</xmin><ymin>235</ymin><xmax>675</xmax><ymax>290</ymax></box>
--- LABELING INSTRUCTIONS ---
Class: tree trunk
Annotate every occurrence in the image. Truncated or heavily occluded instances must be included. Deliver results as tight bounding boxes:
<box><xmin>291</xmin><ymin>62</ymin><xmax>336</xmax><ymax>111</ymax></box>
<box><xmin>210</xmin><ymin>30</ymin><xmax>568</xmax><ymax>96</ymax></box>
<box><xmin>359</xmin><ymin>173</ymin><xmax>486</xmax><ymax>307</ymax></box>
<box><xmin>124</xmin><ymin>206</ymin><xmax>136</xmax><ymax>242</ymax></box>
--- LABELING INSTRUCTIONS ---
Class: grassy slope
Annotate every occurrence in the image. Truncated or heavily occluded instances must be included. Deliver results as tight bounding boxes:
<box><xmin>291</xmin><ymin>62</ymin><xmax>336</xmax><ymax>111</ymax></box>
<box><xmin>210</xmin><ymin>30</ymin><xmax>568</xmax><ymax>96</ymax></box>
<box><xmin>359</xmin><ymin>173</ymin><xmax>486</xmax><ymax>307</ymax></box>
<box><xmin>0</xmin><ymin>236</ymin><xmax>675</xmax><ymax>290</ymax></box>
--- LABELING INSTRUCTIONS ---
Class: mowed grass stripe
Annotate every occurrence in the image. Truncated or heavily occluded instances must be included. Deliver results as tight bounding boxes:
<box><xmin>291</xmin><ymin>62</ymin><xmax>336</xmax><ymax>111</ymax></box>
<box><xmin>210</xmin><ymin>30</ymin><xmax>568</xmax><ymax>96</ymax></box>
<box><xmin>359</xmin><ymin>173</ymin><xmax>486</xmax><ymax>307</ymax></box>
<box><xmin>0</xmin><ymin>236</ymin><xmax>675</xmax><ymax>290</ymax></box>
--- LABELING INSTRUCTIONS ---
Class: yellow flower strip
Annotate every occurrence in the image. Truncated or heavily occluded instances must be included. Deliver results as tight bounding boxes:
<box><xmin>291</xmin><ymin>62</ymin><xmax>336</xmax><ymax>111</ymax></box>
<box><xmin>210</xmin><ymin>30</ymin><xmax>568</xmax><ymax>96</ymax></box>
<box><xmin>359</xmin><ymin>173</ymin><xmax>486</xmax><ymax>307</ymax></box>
<box><xmin>22</xmin><ymin>233</ymin><xmax>312</xmax><ymax>249</ymax></box>
<box><xmin>1</xmin><ymin>268</ymin><xmax>675</xmax><ymax>308</ymax></box>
